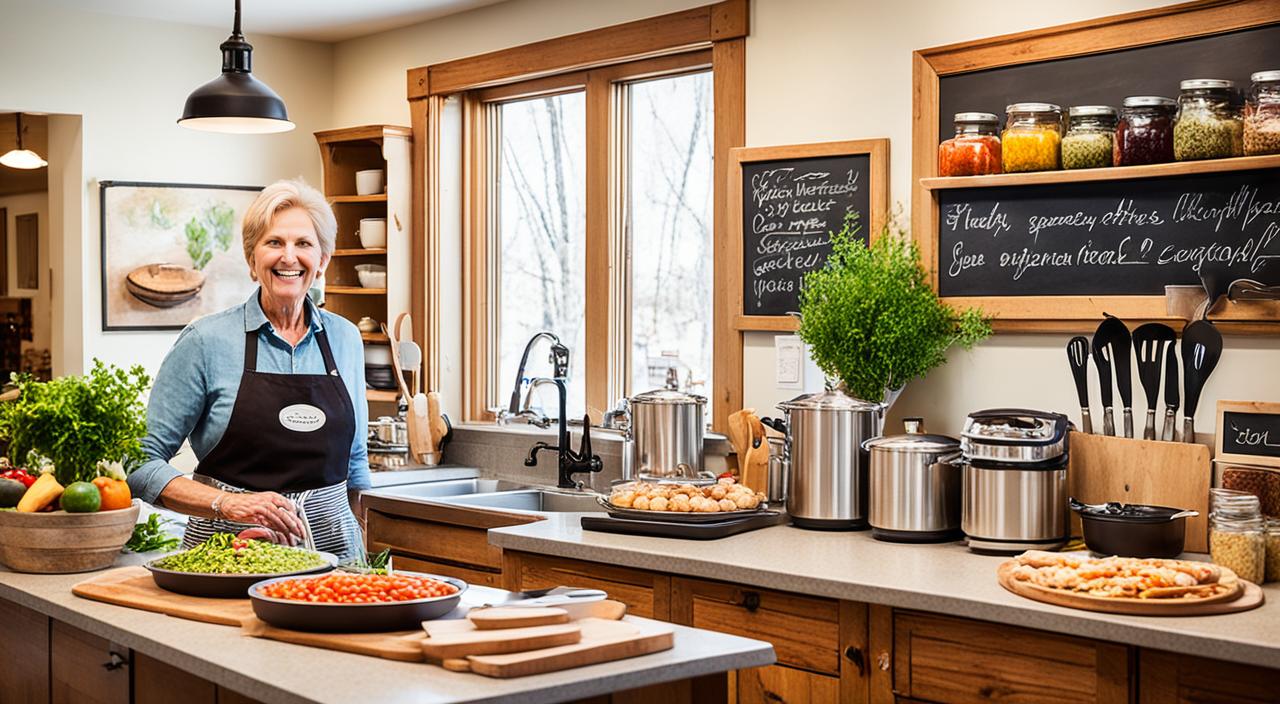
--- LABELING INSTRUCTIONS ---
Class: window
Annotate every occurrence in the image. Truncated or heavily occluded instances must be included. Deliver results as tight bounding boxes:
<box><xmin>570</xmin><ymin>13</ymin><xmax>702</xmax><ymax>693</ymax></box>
<box><xmin>492</xmin><ymin>92</ymin><xmax>587</xmax><ymax>417</ymax></box>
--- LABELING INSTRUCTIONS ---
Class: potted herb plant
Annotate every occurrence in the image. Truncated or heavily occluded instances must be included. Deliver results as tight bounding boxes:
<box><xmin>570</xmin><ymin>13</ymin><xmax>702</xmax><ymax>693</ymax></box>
<box><xmin>0</xmin><ymin>361</ymin><xmax>150</xmax><ymax>573</ymax></box>
<box><xmin>797</xmin><ymin>212</ymin><xmax>991</xmax><ymax>406</ymax></box>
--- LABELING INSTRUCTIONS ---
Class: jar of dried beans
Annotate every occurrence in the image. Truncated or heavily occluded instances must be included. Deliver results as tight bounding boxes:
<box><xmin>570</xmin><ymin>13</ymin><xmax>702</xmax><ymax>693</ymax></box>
<box><xmin>1002</xmin><ymin>103</ymin><xmax>1062</xmax><ymax>173</ymax></box>
<box><xmin>1115</xmin><ymin>96</ymin><xmax>1176</xmax><ymax>166</ymax></box>
<box><xmin>1062</xmin><ymin>105</ymin><xmax>1117</xmax><ymax>170</ymax></box>
<box><xmin>938</xmin><ymin>112</ymin><xmax>1002</xmax><ymax>177</ymax></box>
<box><xmin>1174</xmin><ymin>79</ymin><xmax>1242</xmax><ymax>161</ymax></box>
<box><xmin>1245</xmin><ymin>70</ymin><xmax>1280</xmax><ymax>156</ymax></box>
<box><xmin>1266</xmin><ymin>517</ymin><xmax>1280</xmax><ymax>583</ymax></box>
<box><xmin>1221</xmin><ymin>465</ymin><xmax>1280</xmax><ymax>516</ymax></box>
<box><xmin>1210</xmin><ymin>488</ymin><xmax>1265</xmax><ymax>583</ymax></box>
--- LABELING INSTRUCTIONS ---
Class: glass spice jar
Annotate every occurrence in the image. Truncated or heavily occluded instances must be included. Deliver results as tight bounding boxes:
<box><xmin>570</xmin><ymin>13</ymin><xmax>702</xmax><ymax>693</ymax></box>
<box><xmin>1209</xmin><ymin>488</ymin><xmax>1266</xmax><ymax>584</ymax></box>
<box><xmin>938</xmin><ymin>112</ymin><xmax>1002</xmax><ymax>177</ymax></box>
<box><xmin>1115</xmin><ymin>96</ymin><xmax>1176</xmax><ymax>166</ymax></box>
<box><xmin>1245</xmin><ymin>70</ymin><xmax>1280</xmax><ymax>156</ymax></box>
<box><xmin>1062</xmin><ymin>105</ymin><xmax>1117</xmax><ymax>170</ymax></box>
<box><xmin>1221</xmin><ymin>465</ymin><xmax>1280</xmax><ymax>516</ymax></box>
<box><xmin>1174</xmin><ymin>79</ymin><xmax>1242</xmax><ymax>161</ymax></box>
<box><xmin>1002</xmin><ymin>103</ymin><xmax>1062</xmax><ymax>172</ymax></box>
<box><xmin>1266</xmin><ymin>517</ymin><xmax>1280</xmax><ymax>583</ymax></box>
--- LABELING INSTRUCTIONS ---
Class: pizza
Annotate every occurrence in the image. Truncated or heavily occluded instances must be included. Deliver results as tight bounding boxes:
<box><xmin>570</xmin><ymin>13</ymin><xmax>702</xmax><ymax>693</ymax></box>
<box><xmin>1009</xmin><ymin>551</ymin><xmax>1230</xmax><ymax>600</ymax></box>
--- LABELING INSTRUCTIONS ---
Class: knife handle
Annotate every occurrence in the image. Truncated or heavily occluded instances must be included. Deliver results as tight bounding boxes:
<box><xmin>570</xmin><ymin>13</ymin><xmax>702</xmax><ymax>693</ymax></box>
<box><xmin>1122</xmin><ymin>409</ymin><xmax>1134</xmax><ymax>439</ymax></box>
<box><xmin>1161</xmin><ymin>409</ymin><xmax>1177</xmax><ymax>442</ymax></box>
<box><xmin>1183</xmin><ymin>417</ymin><xmax>1196</xmax><ymax>444</ymax></box>
<box><xmin>1143</xmin><ymin>410</ymin><xmax>1156</xmax><ymax>440</ymax></box>
<box><xmin>1103</xmin><ymin>409</ymin><xmax>1115</xmax><ymax>437</ymax></box>
<box><xmin>1079</xmin><ymin>408</ymin><xmax>1093</xmax><ymax>434</ymax></box>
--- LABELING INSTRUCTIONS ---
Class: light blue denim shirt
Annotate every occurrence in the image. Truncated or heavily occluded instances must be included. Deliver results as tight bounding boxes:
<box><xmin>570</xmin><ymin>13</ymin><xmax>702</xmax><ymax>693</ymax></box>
<box><xmin>128</xmin><ymin>289</ymin><xmax>370</xmax><ymax>504</ymax></box>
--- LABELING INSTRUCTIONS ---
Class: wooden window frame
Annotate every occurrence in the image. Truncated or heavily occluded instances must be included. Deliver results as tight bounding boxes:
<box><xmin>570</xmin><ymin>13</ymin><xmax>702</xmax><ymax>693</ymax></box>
<box><xmin>407</xmin><ymin>0</ymin><xmax>747</xmax><ymax>430</ymax></box>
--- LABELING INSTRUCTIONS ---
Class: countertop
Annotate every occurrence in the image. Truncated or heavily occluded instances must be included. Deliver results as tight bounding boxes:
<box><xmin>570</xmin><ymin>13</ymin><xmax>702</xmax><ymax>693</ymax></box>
<box><xmin>0</xmin><ymin>549</ymin><xmax>773</xmax><ymax>704</ymax></box>
<box><xmin>489</xmin><ymin>514</ymin><xmax>1280</xmax><ymax>670</ymax></box>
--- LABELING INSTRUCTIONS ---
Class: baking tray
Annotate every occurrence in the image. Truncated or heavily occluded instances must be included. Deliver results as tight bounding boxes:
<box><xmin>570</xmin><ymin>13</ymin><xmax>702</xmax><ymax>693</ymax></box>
<box><xmin>146</xmin><ymin>552</ymin><xmax>338</xmax><ymax>598</ymax></box>
<box><xmin>248</xmin><ymin>572</ymin><xmax>468</xmax><ymax>632</ymax></box>
<box><xmin>581</xmin><ymin>511</ymin><xmax>786</xmax><ymax>539</ymax></box>
<box><xmin>595</xmin><ymin>495</ymin><xmax>770</xmax><ymax>523</ymax></box>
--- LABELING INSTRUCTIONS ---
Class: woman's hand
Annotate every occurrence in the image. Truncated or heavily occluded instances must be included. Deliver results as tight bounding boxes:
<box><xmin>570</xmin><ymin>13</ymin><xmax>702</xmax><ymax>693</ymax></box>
<box><xmin>218</xmin><ymin>491</ymin><xmax>306</xmax><ymax>544</ymax></box>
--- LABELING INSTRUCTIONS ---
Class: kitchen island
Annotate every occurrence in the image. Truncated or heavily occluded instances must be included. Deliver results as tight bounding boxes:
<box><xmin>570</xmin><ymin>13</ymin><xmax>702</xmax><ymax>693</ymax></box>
<box><xmin>0</xmin><ymin>550</ymin><xmax>774</xmax><ymax>704</ymax></box>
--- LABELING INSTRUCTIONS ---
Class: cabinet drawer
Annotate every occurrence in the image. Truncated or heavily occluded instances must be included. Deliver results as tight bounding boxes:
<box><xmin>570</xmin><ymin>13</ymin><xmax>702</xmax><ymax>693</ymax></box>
<box><xmin>51</xmin><ymin>621</ymin><xmax>130</xmax><ymax>704</ymax></box>
<box><xmin>893</xmin><ymin>611</ymin><xmax>1129</xmax><ymax>704</ymax></box>
<box><xmin>1139</xmin><ymin>649</ymin><xmax>1280</xmax><ymax>703</ymax></box>
<box><xmin>368</xmin><ymin>510</ymin><xmax>501</xmax><ymax>569</ymax></box>
<box><xmin>133</xmin><ymin>652</ymin><xmax>217</xmax><ymax>704</ymax></box>
<box><xmin>672</xmin><ymin>578</ymin><xmax>841</xmax><ymax>676</ymax></box>
<box><xmin>0</xmin><ymin>597</ymin><xmax>49</xmax><ymax>704</ymax></box>
<box><xmin>736</xmin><ymin>665</ymin><xmax>840</xmax><ymax>704</ymax></box>
<box><xmin>510</xmin><ymin>553</ymin><xmax>671</xmax><ymax>620</ymax></box>
<box><xmin>390</xmin><ymin>553</ymin><xmax>503</xmax><ymax>587</ymax></box>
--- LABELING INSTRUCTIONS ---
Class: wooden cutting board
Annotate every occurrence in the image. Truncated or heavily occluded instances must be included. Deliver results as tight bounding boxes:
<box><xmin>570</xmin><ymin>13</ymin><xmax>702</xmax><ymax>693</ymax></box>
<box><xmin>72</xmin><ymin>566</ymin><xmax>252</xmax><ymax>626</ymax></box>
<box><xmin>996</xmin><ymin>560</ymin><xmax>1264</xmax><ymax>616</ymax></box>
<box><xmin>241</xmin><ymin>617</ymin><xmax>429</xmax><ymax>662</ymax></box>
<box><xmin>422</xmin><ymin>623</ymin><xmax>582</xmax><ymax>659</ymax></box>
<box><xmin>441</xmin><ymin>617</ymin><xmax>675</xmax><ymax>678</ymax></box>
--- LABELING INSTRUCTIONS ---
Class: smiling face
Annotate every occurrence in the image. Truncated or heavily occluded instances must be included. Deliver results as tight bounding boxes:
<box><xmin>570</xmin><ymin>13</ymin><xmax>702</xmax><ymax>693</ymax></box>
<box><xmin>250</xmin><ymin>206</ymin><xmax>329</xmax><ymax>311</ymax></box>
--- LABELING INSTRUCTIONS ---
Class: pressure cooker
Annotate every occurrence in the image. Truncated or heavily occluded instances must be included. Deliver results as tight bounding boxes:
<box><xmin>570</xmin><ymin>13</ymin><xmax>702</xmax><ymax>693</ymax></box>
<box><xmin>774</xmin><ymin>388</ymin><xmax>884</xmax><ymax>530</ymax></box>
<box><xmin>959</xmin><ymin>408</ymin><xmax>1071</xmax><ymax>554</ymax></box>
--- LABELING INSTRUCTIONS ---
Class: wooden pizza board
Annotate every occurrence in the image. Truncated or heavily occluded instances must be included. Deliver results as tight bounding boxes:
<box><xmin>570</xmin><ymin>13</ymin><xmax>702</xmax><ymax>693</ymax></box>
<box><xmin>439</xmin><ymin>617</ymin><xmax>675</xmax><ymax>678</ymax></box>
<box><xmin>996</xmin><ymin>560</ymin><xmax>1265</xmax><ymax>616</ymax></box>
<box><xmin>72</xmin><ymin>566</ymin><xmax>253</xmax><ymax>626</ymax></box>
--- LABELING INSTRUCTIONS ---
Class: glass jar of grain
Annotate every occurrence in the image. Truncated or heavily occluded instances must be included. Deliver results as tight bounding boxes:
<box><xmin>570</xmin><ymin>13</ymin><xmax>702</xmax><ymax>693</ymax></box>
<box><xmin>1002</xmin><ymin>103</ymin><xmax>1062</xmax><ymax>173</ymax></box>
<box><xmin>1174</xmin><ymin>79</ymin><xmax>1242</xmax><ymax>161</ymax></box>
<box><xmin>1266</xmin><ymin>517</ymin><xmax>1280</xmax><ymax>583</ymax></box>
<box><xmin>1062</xmin><ymin>105</ymin><xmax>1117</xmax><ymax>169</ymax></box>
<box><xmin>1210</xmin><ymin>488</ymin><xmax>1265</xmax><ymax>583</ymax></box>
<box><xmin>1245</xmin><ymin>70</ymin><xmax>1280</xmax><ymax>156</ymax></box>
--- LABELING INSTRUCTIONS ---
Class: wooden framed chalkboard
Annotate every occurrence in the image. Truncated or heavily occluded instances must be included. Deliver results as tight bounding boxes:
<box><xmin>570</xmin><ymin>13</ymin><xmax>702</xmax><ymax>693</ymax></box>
<box><xmin>912</xmin><ymin>0</ymin><xmax>1280</xmax><ymax>332</ymax></box>
<box><xmin>729</xmin><ymin>139</ymin><xmax>888</xmax><ymax>330</ymax></box>
<box><xmin>1217</xmin><ymin>400</ymin><xmax>1280</xmax><ymax>468</ymax></box>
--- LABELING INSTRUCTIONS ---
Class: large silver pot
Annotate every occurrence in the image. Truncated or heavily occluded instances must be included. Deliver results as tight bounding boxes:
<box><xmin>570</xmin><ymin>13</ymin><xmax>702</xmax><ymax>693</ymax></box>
<box><xmin>776</xmin><ymin>389</ymin><xmax>883</xmax><ymax>530</ymax></box>
<box><xmin>624</xmin><ymin>389</ymin><xmax>705</xmax><ymax>480</ymax></box>
<box><xmin>864</xmin><ymin>418</ymin><xmax>963</xmax><ymax>543</ymax></box>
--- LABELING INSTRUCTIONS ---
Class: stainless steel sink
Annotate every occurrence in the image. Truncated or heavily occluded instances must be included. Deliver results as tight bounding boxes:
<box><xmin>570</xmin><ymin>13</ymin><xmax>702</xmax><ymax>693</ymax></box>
<box><xmin>442</xmin><ymin>489</ymin><xmax>602</xmax><ymax>513</ymax></box>
<box><xmin>364</xmin><ymin>478</ymin><xmax>529</xmax><ymax>500</ymax></box>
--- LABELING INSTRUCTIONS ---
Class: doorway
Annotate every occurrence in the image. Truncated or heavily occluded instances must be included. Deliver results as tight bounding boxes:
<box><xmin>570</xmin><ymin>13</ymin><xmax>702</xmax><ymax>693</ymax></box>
<box><xmin>0</xmin><ymin>112</ymin><xmax>51</xmax><ymax>384</ymax></box>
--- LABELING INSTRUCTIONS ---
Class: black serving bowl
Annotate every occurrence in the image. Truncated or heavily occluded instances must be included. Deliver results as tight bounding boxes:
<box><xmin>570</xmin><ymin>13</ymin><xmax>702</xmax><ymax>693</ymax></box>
<box><xmin>146</xmin><ymin>552</ymin><xmax>338</xmax><ymax>598</ymax></box>
<box><xmin>1070</xmin><ymin>498</ymin><xmax>1197</xmax><ymax>559</ymax></box>
<box><xmin>248</xmin><ymin>572</ymin><xmax>467</xmax><ymax>632</ymax></box>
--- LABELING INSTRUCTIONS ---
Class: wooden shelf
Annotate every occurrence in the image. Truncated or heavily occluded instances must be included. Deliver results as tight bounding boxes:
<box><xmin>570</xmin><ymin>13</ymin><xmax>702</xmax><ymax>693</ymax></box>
<box><xmin>366</xmin><ymin>389</ymin><xmax>399</xmax><ymax>403</ymax></box>
<box><xmin>326</xmin><ymin>286</ymin><xmax>386</xmax><ymax>295</ymax></box>
<box><xmin>361</xmin><ymin>332</ymin><xmax>389</xmax><ymax>343</ymax></box>
<box><xmin>330</xmin><ymin>194</ymin><xmax>387</xmax><ymax>203</ymax></box>
<box><xmin>332</xmin><ymin>248</ymin><xmax>386</xmax><ymax>257</ymax></box>
<box><xmin>919</xmin><ymin>153</ymin><xmax>1280</xmax><ymax>191</ymax></box>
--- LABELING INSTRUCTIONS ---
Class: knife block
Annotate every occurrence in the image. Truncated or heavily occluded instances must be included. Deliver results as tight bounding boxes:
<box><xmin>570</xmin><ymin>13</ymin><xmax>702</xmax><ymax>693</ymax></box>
<box><xmin>1067</xmin><ymin>431</ymin><xmax>1211</xmax><ymax>553</ymax></box>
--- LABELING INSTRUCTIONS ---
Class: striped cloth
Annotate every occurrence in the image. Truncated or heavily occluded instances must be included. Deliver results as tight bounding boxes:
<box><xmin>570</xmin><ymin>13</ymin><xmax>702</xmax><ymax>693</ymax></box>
<box><xmin>182</xmin><ymin>475</ymin><xmax>363</xmax><ymax>562</ymax></box>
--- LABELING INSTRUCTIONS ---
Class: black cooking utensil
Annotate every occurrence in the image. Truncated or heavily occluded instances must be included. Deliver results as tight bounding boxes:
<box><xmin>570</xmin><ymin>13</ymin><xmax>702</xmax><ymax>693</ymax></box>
<box><xmin>1161</xmin><ymin>340</ymin><xmax>1180</xmax><ymax>442</ymax></box>
<box><xmin>1093</xmin><ymin>316</ymin><xmax>1132</xmax><ymax>436</ymax></box>
<box><xmin>1132</xmin><ymin>323</ymin><xmax>1175</xmax><ymax>440</ymax></box>
<box><xmin>1066</xmin><ymin>336</ymin><xmax>1092</xmax><ymax>434</ymax></box>
<box><xmin>1180</xmin><ymin>320</ymin><xmax>1223</xmax><ymax>444</ymax></box>
<box><xmin>1090</xmin><ymin>332</ymin><xmax>1116</xmax><ymax>437</ymax></box>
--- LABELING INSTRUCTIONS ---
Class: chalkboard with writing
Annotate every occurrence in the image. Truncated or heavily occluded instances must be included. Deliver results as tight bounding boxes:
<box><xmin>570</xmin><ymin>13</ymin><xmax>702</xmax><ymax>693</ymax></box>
<box><xmin>1218</xmin><ymin>402</ymin><xmax>1280</xmax><ymax>468</ymax></box>
<box><xmin>937</xmin><ymin>169</ymin><xmax>1280</xmax><ymax>297</ymax></box>
<box><xmin>733</xmin><ymin>140</ymin><xmax>887</xmax><ymax>326</ymax></box>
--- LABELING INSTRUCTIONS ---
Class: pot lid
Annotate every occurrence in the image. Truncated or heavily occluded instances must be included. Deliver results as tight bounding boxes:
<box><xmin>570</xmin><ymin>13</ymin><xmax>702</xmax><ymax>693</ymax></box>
<box><xmin>629</xmin><ymin>388</ymin><xmax>706</xmax><ymax>405</ymax></box>
<box><xmin>962</xmin><ymin>409</ymin><xmax>1067</xmax><ymax>445</ymax></box>
<box><xmin>864</xmin><ymin>417</ymin><xmax>959</xmax><ymax>452</ymax></box>
<box><xmin>1069</xmin><ymin>498</ymin><xmax>1198</xmax><ymax>523</ymax></box>
<box><xmin>777</xmin><ymin>388</ymin><xmax>881</xmax><ymax>412</ymax></box>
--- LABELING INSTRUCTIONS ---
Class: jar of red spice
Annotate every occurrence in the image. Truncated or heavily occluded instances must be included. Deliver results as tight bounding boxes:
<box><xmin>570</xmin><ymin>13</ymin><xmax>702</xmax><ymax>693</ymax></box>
<box><xmin>1115</xmin><ymin>96</ymin><xmax>1176</xmax><ymax>166</ymax></box>
<box><xmin>938</xmin><ymin>112</ymin><xmax>1002</xmax><ymax>177</ymax></box>
<box><xmin>1245</xmin><ymin>70</ymin><xmax>1280</xmax><ymax>156</ymax></box>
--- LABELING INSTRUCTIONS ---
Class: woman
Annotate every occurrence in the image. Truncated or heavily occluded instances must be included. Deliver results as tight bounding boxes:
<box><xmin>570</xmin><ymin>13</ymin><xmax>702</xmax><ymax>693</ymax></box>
<box><xmin>128</xmin><ymin>179</ymin><xmax>370</xmax><ymax>560</ymax></box>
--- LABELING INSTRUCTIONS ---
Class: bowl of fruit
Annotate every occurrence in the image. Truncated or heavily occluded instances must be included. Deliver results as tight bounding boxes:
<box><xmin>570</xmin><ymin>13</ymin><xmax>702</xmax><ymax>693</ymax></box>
<box><xmin>0</xmin><ymin>468</ymin><xmax>141</xmax><ymax>573</ymax></box>
<box><xmin>249</xmin><ymin>571</ymin><xmax>467</xmax><ymax>632</ymax></box>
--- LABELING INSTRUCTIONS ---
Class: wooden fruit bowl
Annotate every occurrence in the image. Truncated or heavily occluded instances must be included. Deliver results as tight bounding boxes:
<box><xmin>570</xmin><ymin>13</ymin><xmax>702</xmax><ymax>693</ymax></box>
<box><xmin>0</xmin><ymin>500</ymin><xmax>141</xmax><ymax>574</ymax></box>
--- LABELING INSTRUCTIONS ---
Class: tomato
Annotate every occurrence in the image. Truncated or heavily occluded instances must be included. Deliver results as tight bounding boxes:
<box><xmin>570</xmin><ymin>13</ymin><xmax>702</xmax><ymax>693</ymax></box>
<box><xmin>258</xmin><ymin>573</ymin><xmax>458</xmax><ymax>603</ymax></box>
<box><xmin>92</xmin><ymin>477</ymin><xmax>132</xmax><ymax>511</ymax></box>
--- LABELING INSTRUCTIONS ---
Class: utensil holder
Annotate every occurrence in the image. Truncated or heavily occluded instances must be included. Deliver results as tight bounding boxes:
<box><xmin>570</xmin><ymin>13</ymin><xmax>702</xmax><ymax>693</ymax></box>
<box><xmin>1067</xmin><ymin>431</ymin><xmax>1210</xmax><ymax>552</ymax></box>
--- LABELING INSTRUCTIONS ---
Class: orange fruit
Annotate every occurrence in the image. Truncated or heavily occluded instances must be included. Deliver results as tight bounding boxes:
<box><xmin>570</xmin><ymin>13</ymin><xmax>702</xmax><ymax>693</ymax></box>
<box><xmin>93</xmin><ymin>477</ymin><xmax>132</xmax><ymax>511</ymax></box>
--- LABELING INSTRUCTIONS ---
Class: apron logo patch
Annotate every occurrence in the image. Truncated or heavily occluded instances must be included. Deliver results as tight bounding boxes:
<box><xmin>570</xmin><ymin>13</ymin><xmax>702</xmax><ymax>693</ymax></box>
<box><xmin>278</xmin><ymin>404</ymin><xmax>327</xmax><ymax>432</ymax></box>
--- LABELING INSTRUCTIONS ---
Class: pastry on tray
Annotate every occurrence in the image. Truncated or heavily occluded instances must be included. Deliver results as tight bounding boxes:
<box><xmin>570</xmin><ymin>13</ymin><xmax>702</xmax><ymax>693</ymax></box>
<box><xmin>608</xmin><ymin>477</ymin><xmax>765</xmax><ymax>514</ymax></box>
<box><xmin>1009</xmin><ymin>550</ymin><xmax>1231</xmax><ymax>599</ymax></box>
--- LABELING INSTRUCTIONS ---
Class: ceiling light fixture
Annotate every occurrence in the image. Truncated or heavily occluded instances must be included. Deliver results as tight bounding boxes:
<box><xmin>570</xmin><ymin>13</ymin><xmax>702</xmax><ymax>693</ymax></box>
<box><xmin>178</xmin><ymin>0</ymin><xmax>294</xmax><ymax>134</ymax></box>
<box><xmin>0</xmin><ymin>113</ymin><xmax>48</xmax><ymax>170</ymax></box>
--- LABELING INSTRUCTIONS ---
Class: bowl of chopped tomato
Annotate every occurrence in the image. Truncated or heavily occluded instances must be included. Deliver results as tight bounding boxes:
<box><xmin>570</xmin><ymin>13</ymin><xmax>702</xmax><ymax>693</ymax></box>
<box><xmin>248</xmin><ymin>571</ymin><xmax>468</xmax><ymax>632</ymax></box>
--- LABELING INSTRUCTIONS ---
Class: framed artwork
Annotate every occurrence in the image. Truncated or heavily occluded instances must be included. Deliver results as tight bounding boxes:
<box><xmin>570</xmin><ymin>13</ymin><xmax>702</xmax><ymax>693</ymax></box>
<box><xmin>100</xmin><ymin>180</ymin><xmax>262</xmax><ymax>331</ymax></box>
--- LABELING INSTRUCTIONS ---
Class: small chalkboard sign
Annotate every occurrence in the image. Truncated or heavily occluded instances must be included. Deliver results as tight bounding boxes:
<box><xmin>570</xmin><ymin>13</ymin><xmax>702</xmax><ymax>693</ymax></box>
<box><xmin>730</xmin><ymin>140</ymin><xmax>888</xmax><ymax>330</ymax></box>
<box><xmin>1217</xmin><ymin>401</ymin><xmax>1280</xmax><ymax>468</ymax></box>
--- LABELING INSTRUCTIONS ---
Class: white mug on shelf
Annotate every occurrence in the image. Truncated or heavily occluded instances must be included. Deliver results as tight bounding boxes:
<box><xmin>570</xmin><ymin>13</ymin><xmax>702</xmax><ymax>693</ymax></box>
<box><xmin>355</xmin><ymin>169</ymin><xmax>385</xmax><ymax>196</ymax></box>
<box><xmin>356</xmin><ymin>218</ymin><xmax>387</xmax><ymax>249</ymax></box>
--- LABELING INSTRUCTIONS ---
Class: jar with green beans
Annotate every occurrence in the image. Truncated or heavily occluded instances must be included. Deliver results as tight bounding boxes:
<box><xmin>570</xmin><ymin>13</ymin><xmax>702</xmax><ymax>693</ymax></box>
<box><xmin>154</xmin><ymin>533</ymin><xmax>327</xmax><ymax>574</ymax></box>
<box><xmin>1062</xmin><ymin>105</ymin><xmax>1116</xmax><ymax>169</ymax></box>
<box><xmin>1174</xmin><ymin>79</ymin><xmax>1242</xmax><ymax>161</ymax></box>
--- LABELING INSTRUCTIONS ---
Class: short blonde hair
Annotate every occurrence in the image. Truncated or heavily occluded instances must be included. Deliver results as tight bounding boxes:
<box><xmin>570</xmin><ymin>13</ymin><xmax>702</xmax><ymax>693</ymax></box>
<box><xmin>241</xmin><ymin>178</ymin><xmax>337</xmax><ymax>264</ymax></box>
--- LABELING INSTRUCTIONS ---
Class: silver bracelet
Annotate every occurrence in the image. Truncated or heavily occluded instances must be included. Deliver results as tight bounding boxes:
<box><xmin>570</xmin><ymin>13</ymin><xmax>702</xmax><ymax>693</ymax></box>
<box><xmin>210</xmin><ymin>492</ymin><xmax>227</xmax><ymax>520</ymax></box>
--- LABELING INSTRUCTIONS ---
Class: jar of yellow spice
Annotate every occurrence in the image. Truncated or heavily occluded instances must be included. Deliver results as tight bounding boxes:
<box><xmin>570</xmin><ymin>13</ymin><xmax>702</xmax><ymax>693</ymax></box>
<box><xmin>1210</xmin><ymin>488</ymin><xmax>1265</xmax><ymax>584</ymax></box>
<box><xmin>1002</xmin><ymin>103</ymin><xmax>1062</xmax><ymax>172</ymax></box>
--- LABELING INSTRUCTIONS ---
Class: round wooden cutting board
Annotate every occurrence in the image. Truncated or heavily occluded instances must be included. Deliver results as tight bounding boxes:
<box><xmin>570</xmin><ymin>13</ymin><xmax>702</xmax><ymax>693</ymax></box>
<box><xmin>996</xmin><ymin>560</ymin><xmax>1265</xmax><ymax>616</ymax></box>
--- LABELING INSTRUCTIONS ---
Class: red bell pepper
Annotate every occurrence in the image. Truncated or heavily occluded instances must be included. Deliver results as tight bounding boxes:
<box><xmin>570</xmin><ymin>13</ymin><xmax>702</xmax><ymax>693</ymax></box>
<box><xmin>1</xmin><ymin>468</ymin><xmax>37</xmax><ymax>488</ymax></box>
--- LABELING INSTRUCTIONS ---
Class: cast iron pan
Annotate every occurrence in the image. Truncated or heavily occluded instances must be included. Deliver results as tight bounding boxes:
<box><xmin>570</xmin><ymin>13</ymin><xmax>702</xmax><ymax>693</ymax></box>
<box><xmin>1069</xmin><ymin>498</ymin><xmax>1195</xmax><ymax>559</ymax></box>
<box><xmin>248</xmin><ymin>572</ymin><xmax>468</xmax><ymax>632</ymax></box>
<box><xmin>146</xmin><ymin>552</ymin><xmax>338</xmax><ymax>598</ymax></box>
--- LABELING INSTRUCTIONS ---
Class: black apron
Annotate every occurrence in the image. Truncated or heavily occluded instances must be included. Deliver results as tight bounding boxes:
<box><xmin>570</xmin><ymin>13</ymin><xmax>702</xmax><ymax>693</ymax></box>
<box><xmin>183</xmin><ymin>327</ymin><xmax>362</xmax><ymax>559</ymax></box>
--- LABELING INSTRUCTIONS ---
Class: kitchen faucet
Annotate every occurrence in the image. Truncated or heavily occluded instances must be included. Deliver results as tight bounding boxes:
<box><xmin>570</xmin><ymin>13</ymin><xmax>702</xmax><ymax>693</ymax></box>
<box><xmin>521</xmin><ymin>344</ymin><xmax>603</xmax><ymax>489</ymax></box>
<box><xmin>506</xmin><ymin>331</ymin><xmax>569</xmax><ymax>417</ymax></box>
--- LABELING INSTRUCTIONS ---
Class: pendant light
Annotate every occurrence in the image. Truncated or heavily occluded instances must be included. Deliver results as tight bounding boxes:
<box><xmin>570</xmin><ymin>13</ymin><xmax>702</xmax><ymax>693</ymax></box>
<box><xmin>0</xmin><ymin>113</ymin><xmax>48</xmax><ymax>170</ymax></box>
<box><xmin>178</xmin><ymin>0</ymin><xmax>294</xmax><ymax>134</ymax></box>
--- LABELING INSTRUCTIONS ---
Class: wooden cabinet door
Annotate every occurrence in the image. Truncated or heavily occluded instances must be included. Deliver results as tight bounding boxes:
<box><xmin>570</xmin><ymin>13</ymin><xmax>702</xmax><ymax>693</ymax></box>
<box><xmin>507</xmin><ymin>553</ymin><xmax>672</xmax><ymax>620</ymax></box>
<box><xmin>735</xmin><ymin>665</ymin><xmax>841</xmax><ymax>704</ymax></box>
<box><xmin>892</xmin><ymin>611</ymin><xmax>1130</xmax><ymax>704</ymax></box>
<box><xmin>0</xmin><ymin>597</ymin><xmax>50</xmax><ymax>704</ymax></box>
<box><xmin>1139</xmin><ymin>649</ymin><xmax>1280</xmax><ymax>703</ymax></box>
<box><xmin>50</xmin><ymin>621</ymin><xmax>129</xmax><ymax>704</ymax></box>
<box><xmin>133</xmin><ymin>651</ymin><xmax>216</xmax><ymax>704</ymax></box>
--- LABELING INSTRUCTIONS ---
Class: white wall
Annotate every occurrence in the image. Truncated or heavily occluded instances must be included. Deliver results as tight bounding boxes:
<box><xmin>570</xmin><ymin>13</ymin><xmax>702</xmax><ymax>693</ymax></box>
<box><xmin>0</xmin><ymin>191</ymin><xmax>50</xmax><ymax>353</ymax></box>
<box><xmin>0</xmin><ymin>3</ymin><xmax>334</xmax><ymax>377</ymax></box>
